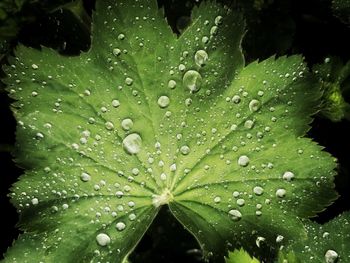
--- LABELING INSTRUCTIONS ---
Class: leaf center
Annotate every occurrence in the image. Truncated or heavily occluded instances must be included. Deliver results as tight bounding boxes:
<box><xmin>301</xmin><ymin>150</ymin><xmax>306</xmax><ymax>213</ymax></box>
<box><xmin>152</xmin><ymin>188</ymin><xmax>174</xmax><ymax>208</ymax></box>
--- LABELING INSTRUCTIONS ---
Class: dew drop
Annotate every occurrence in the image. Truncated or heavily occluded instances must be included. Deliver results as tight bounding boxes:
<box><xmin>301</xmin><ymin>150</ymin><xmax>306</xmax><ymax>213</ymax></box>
<box><xmin>275</xmin><ymin>188</ymin><xmax>286</xmax><ymax>198</ymax></box>
<box><xmin>112</xmin><ymin>48</ymin><xmax>121</xmax><ymax>56</ymax></box>
<box><xmin>121</xmin><ymin>118</ymin><xmax>133</xmax><ymax>131</ymax></box>
<box><xmin>253</xmin><ymin>186</ymin><xmax>264</xmax><ymax>196</ymax></box>
<box><xmin>325</xmin><ymin>250</ymin><xmax>338</xmax><ymax>263</ymax></box>
<box><xmin>180</xmin><ymin>145</ymin><xmax>190</xmax><ymax>155</ymax></box>
<box><xmin>158</xmin><ymin>96</ymin><xmax>170</xmax><ymax>108</ymax></box>
<box><xmin>31</xmin><ymin>64</ymin><xmax>39</xmax><ymax>70</ymax></box>
<box><xmin>116</xmin><ymin>222</ymin><xmax>126</xmax><ymax>231</ymax></box>
<box><xmin>236</xmin><ymin>198</ymin><xmax>245</xmax><ymax>206</ymax></box>
<box><xmin>249</xmin><ymin>99</ymin><xmax>261</xmax><ymax>112</ymax></box>
<box><xmin>168</xmin><ymin>80</ymin><xmax>177</xmax><ymax>89</ymax></box>
<box><xmin>215</xmin><ymin>15</ymin><xmax>223</xmax><ymax>25</ymax></box>
<box><xmin>183</xmin><ymin>70</ymin><xmax>202</xmax><ymax>93</ymax></box>
<box><xmin>214</xmin><ymin>196</ymin><xmax>221</xmax><ymax>203</ymax></box>
<box><xmin>282</xmin><ymin>171</ymin><xmax>295</xmax><ymax>181</ymax></box>
<box><xmin>195</xmin><ymin>50</ymin><xmax>208</xmax><ymax>67</ymax></box>
<box><xmin>276</xmin><ymin>235</ymin><xmax>284</xmax><ymax>243</ymax></box>
<box><xmin>238</xmin><ymin>155</ymin><xmax>249</xmax><ymax>167</ymax></box>
<box><xmin>31</xmin><ymin>198</ymin><xmax>39</xmax><ymax>205</ymax></box>
<box><xmin>228</xmin><ymin>209</ymin><xmax>242</xmax><ymax>221</ymax></box>
<box><xmin>125</xmin><ymin>77</ymin><xmax>133</xmax><ymax>86</ymax></box>
<box><xmin>105</xmin><ymin>121</ymin><xmax>114</xmax><ymax>130</ymax></box>
<box><xmin>96</xmin><ymin>233</ymin><xmax>110</xmax><ymax>246</ymax></box>
<box><xmin>80</xmin><ymin>172</ymin><xmax>91</xmax><ymax>182</ymax></box>
<box><xmin>123</xmin><ymin>133</ymin><xmax>142</xmax><ymax>154</ymax></box>
<box><xmin>112</xmin><ymin>99</ymin><xmax>120</xmax><ymax>107</ymax></box>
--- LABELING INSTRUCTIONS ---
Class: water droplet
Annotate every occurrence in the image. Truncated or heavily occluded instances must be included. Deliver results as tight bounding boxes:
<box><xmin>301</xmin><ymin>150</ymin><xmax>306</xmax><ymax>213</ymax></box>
<box><xmin>238</xmin><ymin>155</ymin><xmax>249</xmax><ymax>167</ymax></box>
<box><xmin>228</xmin><ymin>209</ymin><xmax>242</xmax><ymax>221</ymax></box>
<box><xmin>31</xmin><ymin>64</ymin><xmax>38</xmax><ymax>70</ymax></box>
<box><xmin>111</xmin><ymin>99</ymin><xmax>120</xmax><ymax>108</ymax></box>
<box><xmin>160</xmin><ymin>173</ymin><xmax>167</xmax><ymax>181</ymax></box>
<box><xmin>31</xmin><ymin>198</ymin><xmax>39</xmax><ymax>205</ymax></box>
<box><xmin>210</xmin><ymin>26</ymin><xmax>218</xmax><ymax>35</ymax></box>
<box><xmin>256</xmin><ymin>236</ymin><xmax>265</xmax><ymax>248</ymax></box>
<box><xmin>180</xmin><ymin>145</ymin><xmax>190</xmax><ymax>155</ymax></box>
<box><xmin>183</xmin><ymin>70</ymin><xmax>202</xmax><ymax>93</ymax></box>
<box><xmin>80</xmin><ymin>172</ymin><xmax>91</xmax><ymax>182</ymax></box>
<box><xmin>118</xmin><ymin>33</ymin><xmax>125</xmax><ymax>40</ymax></box>
<box><xmin>236</xmin><ymin>198</ymin><xmax>245</xmax><ymax>206</ymax></box>
<box><xmin>123</xmin><ymin>133</ymin><xmax>142</xmax><ymax>154</ymax></box>
<box><xmin>249</xmin><ymin>99</ymin><xmax>261</xmax><ymax>112</ymax></box>
<box><xmin>129</xmin><ymin>213</ymin><xmax>136</xmax><ymax>221</ymax></box>
<box><xmin>168</xmin><ymin>80</ymin><xmax>177</xmax><ymax>89</ymax></box>
<box><xmin>121</xmin><ymin>118</ymin><xmax>133</xmax><ymax>130</ymax></box>
<box><xmin>105</xmin><ymin>121</ymin><xmax>114</xmax><ymax>130</ymax></box>
<box><xmin>232</xmin><ymin>95</ymin><xmax>241</xmax><ymax>104</ymax></box>
<box><xmin>170</xmin><ymin>163</ymin><xmax>177</xmax><ymax>171</ymax></box>
<box><xmin>214</xmin><ymin>196</ymin><xmax>221</xmax><ymax>203</ymax></box>
<box><xmin>132</xmin><ymin>168</ymin><xmax>139</xmax><ymax>176</ymax></box>
<box><xmin>96</xmin><ymin>233</ymin><xmax>110</xmax><ymax>246</ymax></box>
<box><xmin>325</xmin><ymin>250</ymin><xmax>338</xmax><ymax>263</ymax></box>
<box><xmin>244</xmin><ymin>120</ymin><xmax>254</xmax><ymax>129</ymax></box>
<box><xmin>158</xmin><ymin>96</ymin><xmax>170</xmax><ymax>108</ymax></box>
<box><xmin>276</xmin><ymin>235</ymin><xmax>284</xmax><ymax>243</ymax></box>
<box><xmin>282</xmin><ymin>171</ymin><xmax>295</xmax><ymax>181</ymax></box>
<box><xmin>275</xmin><ymin>188</ymin><xmax>286</xmax><ymax>198</ymax></box>
<box><xmin>125</xmin><ymin>77</ymin><xmax>133</xmax><ymax>86</ymax></box>
<box><xmin>113</xmin><ymin>48</ymin><xmax>121</xmax><ymax>56</ymax></box>
<box><xmin>116</xmin><ymin>222</ymin><xmax>126</xmax><ymax>231</ymax></box>
<box><xmin>195</xmin><ymin>50</ymin><xmax>208</xmax><ymax>67</ymax></box>
<box><xmin>215</xmin><ymin>15</ymin><xmax>223</xmax><ymax>25</ymax></box>
<box><xmin>253</xmin><ymin>186</ymin><xmax>264</xmax><ymax>196</ymax></box>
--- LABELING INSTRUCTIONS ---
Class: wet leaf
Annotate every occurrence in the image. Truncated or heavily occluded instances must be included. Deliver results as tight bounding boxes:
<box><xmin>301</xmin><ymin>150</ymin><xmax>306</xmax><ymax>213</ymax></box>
<box><xmin>2</xmin><ymin>0</ymin><xmax>342</xmax><ymax>262</ymax></box>
<box><xmin>226</xmin><ymin>248</ymin><xmax>260</xmax><ymax>263</ymax></box>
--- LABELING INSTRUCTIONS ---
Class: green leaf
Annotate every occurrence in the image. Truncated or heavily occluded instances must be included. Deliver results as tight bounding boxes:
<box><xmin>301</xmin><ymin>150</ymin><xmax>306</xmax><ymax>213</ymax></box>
<box><xmin>2</xmin><ymin>0</ymin><xmax>340</xmax><ymax>262</ymax></box>
<box><xmin>226</xmin><ymin>248</ymin><xmax>260</xmax><ymax>263</ymax></box>
<box><xmin>313</xmin><ymin>57</ymin><xmax>350</xmax><ymax>121</ymax></box>
<box><xmin>279</xmin><ymin>212</ymin><xmax>350</xmax><ymax>263</ymax></box>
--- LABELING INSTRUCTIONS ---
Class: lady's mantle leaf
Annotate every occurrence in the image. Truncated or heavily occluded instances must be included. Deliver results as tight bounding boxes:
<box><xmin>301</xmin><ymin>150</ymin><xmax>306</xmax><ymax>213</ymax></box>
<box><xmin>279</xmin><ymin>212</ymin><xmax>350</xmax><ymax>263</ymax></box>
<box><xmin>2</xmin><ymin>0</ymin><xmax>339</xmax><ymax>262</ymax></box>
<box><xmin>226</xmin><ymin>248</ymin><xmax>260</xmax><ymax>263</ymax></box>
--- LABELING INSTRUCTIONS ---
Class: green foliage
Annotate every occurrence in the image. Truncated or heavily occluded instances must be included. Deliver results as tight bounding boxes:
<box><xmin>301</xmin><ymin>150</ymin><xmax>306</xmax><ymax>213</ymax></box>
<box><xmin>314</xmin><ymin>57</ymin><xmax>350</xmax><ymax>121</ymax></box>
<box><xmin>226</xmin><ymin>248</ymin><xmax>260</xmax><ymax>263</ymax></box>
<box><xmin>2</xmin><ymin>0</ymin><xmax>350</xmax><ymax>262</ymax></box>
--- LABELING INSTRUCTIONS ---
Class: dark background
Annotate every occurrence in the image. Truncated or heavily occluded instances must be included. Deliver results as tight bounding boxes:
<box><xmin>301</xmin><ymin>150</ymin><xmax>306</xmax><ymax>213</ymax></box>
<box><xmin>1</xmin><ymin>0</ymin><xmax>350</xmax><ymax>262</ymax></box>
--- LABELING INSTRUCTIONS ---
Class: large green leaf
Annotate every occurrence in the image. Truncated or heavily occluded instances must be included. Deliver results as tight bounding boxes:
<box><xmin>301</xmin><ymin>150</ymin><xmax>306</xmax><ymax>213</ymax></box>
<box><xmin>279</xmin><ymin>212</ymin><xmax>350</xmax><ymax>263</ymax></box>
<box><xmin>2</xmin><ymin>0</ymin><xmax>342</xmax><ymax>262</ymax></box>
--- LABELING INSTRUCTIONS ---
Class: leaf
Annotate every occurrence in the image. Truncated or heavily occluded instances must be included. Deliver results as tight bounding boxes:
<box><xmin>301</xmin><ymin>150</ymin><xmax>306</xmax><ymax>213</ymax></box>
<box><xmin>313</xmin><ymin>57</ymin><xmax>350</xmax><ymax>121</ymax></box>
<box><xmin>279</xmin><ymin>212</ymin><xmax>350</xmax><ymax>263</ymax></box>
<box><xmin>2</xmin><ymin>0</ymin><xmax>340</xmax><ymax>262</ymax></box>
<box><xmin>226</xmin><ymin>248</ymin><xmax>260</xmax><ymax>263</ymax></box>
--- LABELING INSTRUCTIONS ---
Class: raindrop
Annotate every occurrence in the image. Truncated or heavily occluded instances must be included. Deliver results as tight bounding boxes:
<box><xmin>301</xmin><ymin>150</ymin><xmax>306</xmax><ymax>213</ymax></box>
<box><xmin>125</xmin><ymin>77</ymin><xmax>133</xmax><ymax>86</ymax></box>
<box><xmin>123</xmin><ymin>133</ymin><xmax>142</xmax><ymax>154</ymax></box>
<box><xmin>214</xmin><ymin>196</ymin><xmax>221</xmax><ymax>203</ymax></box>
<box><xmin>31</xmin><ymin>198</ymin><xmax>39</xmax><ymax>205</ymax></box>
<box><xmin>253</xmin><ymin>186</ymin><xmax>264</xmax><ymax>196</ymax></box>
<box><xmin>275</xmin><ymin>188</ymin><xmax>286</xmax><ymax>198</ymax></box>
<box><xmin>195</xmin><ymin>50</ymin><xmax>208</xmax><ymax>67</ymax></box>
<box><xmin>282</xmin><ymin>171</ymin><xmax>295</xmax><ymax>181</ymax></box>
<box><xmin>121</xmin><ymin>118</ymin><xmax>133</xmax><ymax>131</ymax></box>
<box><xmin>276</xmin><ymin>235</ymin><xmax>284</xmax><ymax>243</ymax></box>
<box><xmin>105</xmin><ymin>121</ymin><xmax>114</xmax><ymax>130</ymax></box>
<box><xmin>236</xmin><ymin>199</ymin><xmax>245</xmax><ymax>206</ymax></box>
<box><xmin>158</xmin><ymin>96</ymin><xmax>170</xmax><ymax>108</ymax></box>
<box><xmin>325</xmin><ymin>250</ymin><xmax>338</xmax><ymax>263</ymax></box>
<box><xmin>232</xmin><ymin>95</ymin><xmax>241</xmax><ymax>104</ymax></box>
<box><xmin>116</xmin><ymin>222</ymin><xmax>126</xmax><ymax>231</ymax></box>
<box><xmin>180</xmin><ymin>145</ymin><xmax>190</xmax><ymax>155</ymax></box>
<box><xmin>112</xmin><ymin>99</ymin><xmax>120</xmax><ymax>107</ymax></box>
<box><xmin>238</xmin><ymin>155</ymin><xmax>249</xmax><ymax>167</ymax></box>
<box><xmin>31</xmin><ymin>64</ymin><xmax>39</xmax><ymax>70</ymax></box>
<box><xmin>183</xmin><ymin>70</ymin><xmax>202</xmax><ymax>93</ymax></box>
<box><xmin>249</xmin><ymin>99</ymin><xmax>261</xmax><ymax>112</ymax></box>
<box><xmin>80</xmin><ymin>172</ymin><xmax>91</xmax><ymax>182</ymax></box>
<box><xmin>228</xmin><ymin>209</ymin><xmax>242</xmax><ymax>221</ymax></box>
<box><xmin>96</xmin><ymin>233</ymin><xmax>110</xmax><ymax>246</ymax></box>
<box><xmin>113</xmin><ymin>48</ymin><xmax>121</xmax><ymax>56</ymax></box>
<box><xmin>215</xmin><ymin>15</ymin><xmax>223</xmax><ymax>25</ymax></box>
<box><xmin>168</xmin><ymin>80</ymin><xmax>177</xmax><ymax>89</ymax></box>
